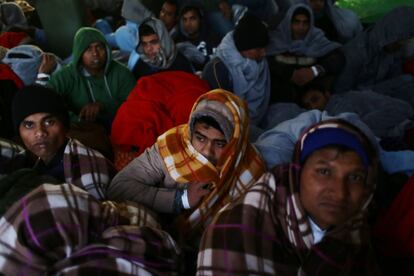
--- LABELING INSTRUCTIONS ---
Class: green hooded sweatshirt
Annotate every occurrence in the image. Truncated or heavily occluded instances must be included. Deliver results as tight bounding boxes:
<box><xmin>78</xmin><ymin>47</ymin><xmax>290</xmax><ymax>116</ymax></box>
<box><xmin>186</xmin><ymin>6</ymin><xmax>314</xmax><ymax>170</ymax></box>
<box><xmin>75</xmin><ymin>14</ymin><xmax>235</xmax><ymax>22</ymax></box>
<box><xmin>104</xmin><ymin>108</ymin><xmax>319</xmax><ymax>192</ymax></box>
<box><xmin>48</xmin><ymin>27</ymin><xmax>136</xmax><ymax>122</ymax></box>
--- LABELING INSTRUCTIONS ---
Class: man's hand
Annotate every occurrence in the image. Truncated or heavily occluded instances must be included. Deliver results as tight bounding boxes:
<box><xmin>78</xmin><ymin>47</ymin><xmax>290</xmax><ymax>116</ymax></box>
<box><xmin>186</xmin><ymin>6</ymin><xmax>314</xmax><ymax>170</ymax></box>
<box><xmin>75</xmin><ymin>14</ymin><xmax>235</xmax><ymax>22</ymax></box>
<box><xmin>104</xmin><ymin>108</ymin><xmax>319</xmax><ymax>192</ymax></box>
<box><xmin>187</xmin><ymin>182</ymin><xmax>212</xmax><ymax>208</ymax></box>
<box><xmin>78</xmin><ymin>102</ymin><xmax>103</xmax><ymax>122</ymax></box>
<box><xmin>38</xmin><ymin>53</ymin><xmax>57</xmax><ymax>74</ymax></box>
<box><xmin>291</xmin><ymin>67</ymin><xmax>315</xmax><ymax>86</ymax></box>
<box><xmin>219</xmin><ymin>0</ymin><xmax>232</xmax><ymax>20</ymax></box>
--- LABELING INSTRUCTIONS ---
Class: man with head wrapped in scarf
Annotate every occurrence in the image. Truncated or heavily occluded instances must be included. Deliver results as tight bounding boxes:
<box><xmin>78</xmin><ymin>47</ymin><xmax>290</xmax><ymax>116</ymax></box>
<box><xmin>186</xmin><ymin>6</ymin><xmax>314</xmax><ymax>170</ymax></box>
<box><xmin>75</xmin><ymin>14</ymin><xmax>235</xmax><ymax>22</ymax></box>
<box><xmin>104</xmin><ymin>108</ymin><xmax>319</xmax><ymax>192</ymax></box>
<box><xmin>108</xmin><ymin>89</ymin><xmax>266</xmax><ymax>236</ymax></box>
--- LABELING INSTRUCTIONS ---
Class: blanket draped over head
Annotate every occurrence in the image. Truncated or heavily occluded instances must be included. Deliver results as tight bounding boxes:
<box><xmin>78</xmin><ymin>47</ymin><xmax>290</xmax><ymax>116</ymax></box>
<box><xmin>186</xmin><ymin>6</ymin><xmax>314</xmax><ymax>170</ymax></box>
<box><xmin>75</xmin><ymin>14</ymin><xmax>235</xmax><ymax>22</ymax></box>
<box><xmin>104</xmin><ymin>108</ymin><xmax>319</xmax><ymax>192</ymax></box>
<box><xmin>266</xmin><ymin>3</ymin><xmax>341</xmax><ymax>57</ymax></box>
<box><xmin>197</xmin><ymin>119</ymin><xmax>380</xmax><ymax>275</ymax></box>
<box><xmin>156</xmin><ymin>89</ymin><xmax>266</xmax><ymax>232</ymax></box>
<box><xmin>0</xmin><ymin>183</ymin><xmax>180</xmax><ymax>274</ymax></box>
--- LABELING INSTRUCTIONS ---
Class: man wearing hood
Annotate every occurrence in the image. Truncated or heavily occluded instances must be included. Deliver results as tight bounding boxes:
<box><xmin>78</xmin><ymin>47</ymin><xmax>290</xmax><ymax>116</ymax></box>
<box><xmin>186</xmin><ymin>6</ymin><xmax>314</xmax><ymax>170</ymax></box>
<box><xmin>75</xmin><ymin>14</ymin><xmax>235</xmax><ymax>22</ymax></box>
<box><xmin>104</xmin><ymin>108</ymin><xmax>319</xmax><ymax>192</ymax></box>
<box><xmin>48</xmin><ymin>27</ymin><xmax>135</xmax><ymax>127</ymax></box>
<box><xmin>174</xmin><ymin>4</ymin><xmax>220</xmax><ymax>71</ymax></box>
<box><xmin>133</xmin><ymin>17</ymin><xmax>193</xmax><ymax>80</ymax></box>
<box><xmin>266</xmin><ymin>3</ymin><xmax>344</xmax><ymax>103</ymax></box>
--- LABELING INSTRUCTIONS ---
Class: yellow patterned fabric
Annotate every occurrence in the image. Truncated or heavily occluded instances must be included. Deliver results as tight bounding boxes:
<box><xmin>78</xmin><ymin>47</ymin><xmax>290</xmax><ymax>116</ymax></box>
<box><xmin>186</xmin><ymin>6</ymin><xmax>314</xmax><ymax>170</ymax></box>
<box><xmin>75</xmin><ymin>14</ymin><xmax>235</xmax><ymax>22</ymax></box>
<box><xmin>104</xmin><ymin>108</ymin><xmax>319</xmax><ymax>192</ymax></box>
<box><xmin>157</xmin><ymin>89</ymin><xmax>266</xmax><ymax>230</ymax></box>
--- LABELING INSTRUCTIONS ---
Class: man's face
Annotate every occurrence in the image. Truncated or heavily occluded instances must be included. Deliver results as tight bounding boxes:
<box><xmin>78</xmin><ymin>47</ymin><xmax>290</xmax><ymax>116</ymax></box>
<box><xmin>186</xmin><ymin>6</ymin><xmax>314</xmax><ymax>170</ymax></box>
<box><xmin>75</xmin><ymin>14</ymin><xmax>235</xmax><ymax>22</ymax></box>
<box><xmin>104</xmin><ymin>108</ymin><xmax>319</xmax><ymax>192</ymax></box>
<box><xmin>19</xmin><ymin>112</ymin><xmax>67</xmax><ymax>164</ymax></box>
<box><xmin>141</xmin><ymin>33</ymin><xmax>161</xmax><ymax>61</ymax></box>
<box><xmin>191</xmin><ymin>122</ymin><xmax>227</xmax><ymax>166</ymax></box>
<box><xmin>299</xmin><ymin>147</ymin><xmax>369</xmax><ymax>229</ymax></box>
<box><xmin>291</xmin><ymin>13</ymin><xmax>310</xmax><ymax>40</ymax></box>
<box><xmin>309</xmin><ymin>0</ymin><xmax>325</xmax><ymax>14</ymax></box>
<box><xmin>240</xmin><ymin>47</ymin><xmax>266</xmax><ymax>61</ymax></box>
<box><xmin>181</xmin><ymin>9</ymin><xmax>201</xmax><ymax>38</ymax></box>
<box><xmin>81</xmin><ymin>41</ymin><xmax>107</xmax><ymax>75</ymax></box>
<box><xmin>159</xmin><ymin>2</ymin><xmax>177</xmax><ymax>30</ymax></box>
<box><xmin>301</xmin><ymin>89</ymin><xmax>329</xmax><ymax>110</ymax></box>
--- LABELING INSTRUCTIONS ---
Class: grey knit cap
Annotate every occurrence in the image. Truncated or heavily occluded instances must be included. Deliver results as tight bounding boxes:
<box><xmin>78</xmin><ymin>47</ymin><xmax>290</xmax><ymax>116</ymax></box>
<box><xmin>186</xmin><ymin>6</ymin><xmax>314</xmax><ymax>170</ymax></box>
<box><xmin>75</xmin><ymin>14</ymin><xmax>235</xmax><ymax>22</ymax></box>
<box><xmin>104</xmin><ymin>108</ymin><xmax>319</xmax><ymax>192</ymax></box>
<box><xmin>189</xmin><ymin>99</ymin><xmax>234</xmax><ymax>142</ymax></box>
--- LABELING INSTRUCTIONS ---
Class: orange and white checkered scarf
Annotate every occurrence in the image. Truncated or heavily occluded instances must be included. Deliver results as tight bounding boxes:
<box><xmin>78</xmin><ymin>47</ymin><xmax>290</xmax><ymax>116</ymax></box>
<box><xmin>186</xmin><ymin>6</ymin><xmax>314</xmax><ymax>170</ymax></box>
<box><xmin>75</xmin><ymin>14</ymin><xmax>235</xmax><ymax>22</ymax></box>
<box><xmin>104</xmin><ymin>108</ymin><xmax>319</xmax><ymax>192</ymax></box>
<box><xmin>157</xmin><ymin>89</ymin><xmax>266</xmax><ymax>230</ymax></box>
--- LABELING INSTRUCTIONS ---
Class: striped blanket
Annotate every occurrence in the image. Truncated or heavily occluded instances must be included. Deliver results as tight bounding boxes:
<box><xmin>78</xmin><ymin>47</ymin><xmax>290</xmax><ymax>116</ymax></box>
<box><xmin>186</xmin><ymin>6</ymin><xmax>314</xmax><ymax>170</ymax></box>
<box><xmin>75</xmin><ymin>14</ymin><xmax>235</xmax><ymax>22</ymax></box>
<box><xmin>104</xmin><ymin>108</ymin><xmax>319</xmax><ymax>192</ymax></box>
<box><xmin>0</xmin><ymin>183</ymin><xmax>180</xmax><ymax>275</ymax></box>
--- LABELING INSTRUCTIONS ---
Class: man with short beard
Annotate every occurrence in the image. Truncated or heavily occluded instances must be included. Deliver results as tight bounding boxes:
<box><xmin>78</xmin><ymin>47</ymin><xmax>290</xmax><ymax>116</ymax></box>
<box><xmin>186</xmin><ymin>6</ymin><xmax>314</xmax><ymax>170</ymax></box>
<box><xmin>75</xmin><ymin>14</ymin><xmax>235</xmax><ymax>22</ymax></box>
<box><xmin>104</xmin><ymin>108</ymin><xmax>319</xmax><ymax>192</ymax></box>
<box><xmin>108</xmin><ymin>89</ymin><xmax>265</xmax><ymax>234</ymax></box>
<box><xmin>2</xmin><ymin>85</ymin><xmax>116</xmax><ymax>200</ymax></box>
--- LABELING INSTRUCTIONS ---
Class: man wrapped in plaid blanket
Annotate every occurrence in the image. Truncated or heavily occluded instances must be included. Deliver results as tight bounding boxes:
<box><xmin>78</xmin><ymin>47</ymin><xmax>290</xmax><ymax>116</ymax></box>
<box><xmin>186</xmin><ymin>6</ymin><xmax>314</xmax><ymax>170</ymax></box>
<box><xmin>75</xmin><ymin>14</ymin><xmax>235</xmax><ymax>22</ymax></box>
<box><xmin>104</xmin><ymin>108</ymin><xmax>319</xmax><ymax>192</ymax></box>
<box><xmin>1</xmin><ymin>85</ymin><xmax>117</xmax><ymax>201</ymax></box>
<box><xmin>109</xmin><ymin>89</ymin><xmax>266</xmax><ymax>236</ymax></box>
<box><xmin>197</xmin><ymin>119</ymin><xmax>382</xmax><ymax>274</ymax></box>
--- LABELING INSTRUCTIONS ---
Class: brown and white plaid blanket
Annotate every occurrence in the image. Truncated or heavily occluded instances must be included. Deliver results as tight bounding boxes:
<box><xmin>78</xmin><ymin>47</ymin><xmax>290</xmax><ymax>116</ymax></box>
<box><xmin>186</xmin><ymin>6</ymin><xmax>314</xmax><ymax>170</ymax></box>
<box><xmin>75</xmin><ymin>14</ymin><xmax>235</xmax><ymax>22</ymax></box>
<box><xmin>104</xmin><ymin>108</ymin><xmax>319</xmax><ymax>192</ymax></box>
<box><xmin>63</xmin><ymin>138</ymin><xmax>116</xmax><ymax>200</ymax></box>
<box><xmin>0</xmin><ymin>138</ymin><xmax>116</xmax><ymax>200</ymax></box>
<box><xmin>0</xmin><ymin>183</ymin><xmax>180</xmax><ymax>275</ymax></box>
<box><xmin>157</xmin><ymin>89</ymin><xmax>266</xmax><ymax>231</ymax></box>
<box><xmin>0</xmin><ymin>138</ymin><xmax>27</xmax><ymax>178</ymax></box>
<box><xmin>197</xmin><ymin>120</ymin><xmax>381</xmax><ymax>275</ymax></box>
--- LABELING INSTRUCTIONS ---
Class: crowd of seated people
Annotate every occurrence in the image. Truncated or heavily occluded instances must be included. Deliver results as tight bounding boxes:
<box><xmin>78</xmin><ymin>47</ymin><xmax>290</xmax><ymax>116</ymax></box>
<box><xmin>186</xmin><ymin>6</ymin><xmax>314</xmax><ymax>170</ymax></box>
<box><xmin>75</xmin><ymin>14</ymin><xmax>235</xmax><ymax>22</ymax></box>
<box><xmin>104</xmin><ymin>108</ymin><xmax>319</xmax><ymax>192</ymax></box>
<box><xmin>1</xmin><ymin>0</ymin><xmax>414</xmax><ymax>274</ymax></box>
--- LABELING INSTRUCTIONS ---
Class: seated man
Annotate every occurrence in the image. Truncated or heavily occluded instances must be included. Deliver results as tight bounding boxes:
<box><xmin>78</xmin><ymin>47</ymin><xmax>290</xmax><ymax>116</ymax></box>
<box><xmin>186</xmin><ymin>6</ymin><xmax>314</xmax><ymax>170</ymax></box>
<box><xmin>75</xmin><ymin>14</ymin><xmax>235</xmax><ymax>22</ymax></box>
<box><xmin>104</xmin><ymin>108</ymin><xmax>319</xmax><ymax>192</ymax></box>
<box><xmin>5</xmin><ymin>85</ymin><xmax>116</xmax><ymax>200</ymax></box>
<box><xmin>47</xmin><ymin>27</ymin><xmax>136</xmax><ymax>128</ymax></box>
<box><xmin>197</xmin><ymin>119</ymin><xmax>381</xmax><ymax>274</ymax></box>
<box><xmin>175</xmin><ymin>4</ymin><xmax>220</xmax><ymax>71</ymax></box>
<box><xmin>202</xmin><ymin>12</ymin><xmax>270</xmax><ymax>126</ymax></box>
<box><xmin>159</xmin><ymin>0</ymin><xmax>179</xmax><ymax>39</ymax></box>
<box><xmin>332</xmin><ymin>6</ymin><xmax>414</xmax><ymax>108</ymax></box>
<box><xmin>132</xmin><ymin>17</ymin><xmax>194</xmax><ymax>80</ymax></box>
<box><xmin>299</xmin><ymin>81</ymin><xmax>414</xmax><ymax>140</ymax></box>
<box><xmin>266</xmin><ymin>3</ymin><xmax>343</xmax><ymax>103</ymax></box>
<box><xmin>108</xmin><ymin>89</ymin><xmax>265</xmax><ymax>236</ymax></box>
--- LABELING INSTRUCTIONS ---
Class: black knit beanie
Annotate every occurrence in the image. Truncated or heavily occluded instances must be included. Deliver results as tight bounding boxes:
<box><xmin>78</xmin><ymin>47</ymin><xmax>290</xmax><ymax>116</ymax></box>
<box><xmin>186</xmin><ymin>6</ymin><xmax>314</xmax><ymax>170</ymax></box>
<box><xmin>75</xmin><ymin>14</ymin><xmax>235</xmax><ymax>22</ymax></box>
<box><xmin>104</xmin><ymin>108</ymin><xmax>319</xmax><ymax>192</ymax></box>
<box><xmin>12</xmin><ymin>85</ymin><xmax>70</xmax><ymax>131</ymax></box>
<box><xmin>233</xmin><ymin>12</ymin><xmax>269</xmax><ymax>52</ymax></box>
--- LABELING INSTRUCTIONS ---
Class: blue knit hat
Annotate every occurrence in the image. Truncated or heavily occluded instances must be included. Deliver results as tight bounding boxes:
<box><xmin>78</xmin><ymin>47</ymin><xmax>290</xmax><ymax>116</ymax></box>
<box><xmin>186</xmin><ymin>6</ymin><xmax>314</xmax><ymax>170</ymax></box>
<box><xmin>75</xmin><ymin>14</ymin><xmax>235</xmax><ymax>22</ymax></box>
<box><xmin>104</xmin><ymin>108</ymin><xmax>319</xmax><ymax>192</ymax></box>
<box><xmin>299</xmin><ymin>125</ymin><xmax>371</xmax><ymax>168</ymax></box>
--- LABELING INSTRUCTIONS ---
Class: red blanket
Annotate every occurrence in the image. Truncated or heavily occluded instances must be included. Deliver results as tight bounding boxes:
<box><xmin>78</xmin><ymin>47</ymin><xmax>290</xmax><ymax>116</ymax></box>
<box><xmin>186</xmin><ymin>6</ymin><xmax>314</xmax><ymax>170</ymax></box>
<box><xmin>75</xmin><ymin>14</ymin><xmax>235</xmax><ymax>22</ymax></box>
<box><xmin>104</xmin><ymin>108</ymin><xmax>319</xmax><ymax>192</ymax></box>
<box><xmin>0</xmin><ymin>64</ymin><xmax>24</xmax><ymax>89</ymax></box>
<box><xmin>111</xmin><ymin>71</ymin><xmax>209</xmax><ymax>157</ymax></box>
<box><xmin>373</xmin><ymin>175</ymin><xmax>414</xmax><ymax>257</ymax></box>
<box><xmin>0</xmin><ymin>32</ymin><xmax>28</xmax><ymax>48</ymax></box>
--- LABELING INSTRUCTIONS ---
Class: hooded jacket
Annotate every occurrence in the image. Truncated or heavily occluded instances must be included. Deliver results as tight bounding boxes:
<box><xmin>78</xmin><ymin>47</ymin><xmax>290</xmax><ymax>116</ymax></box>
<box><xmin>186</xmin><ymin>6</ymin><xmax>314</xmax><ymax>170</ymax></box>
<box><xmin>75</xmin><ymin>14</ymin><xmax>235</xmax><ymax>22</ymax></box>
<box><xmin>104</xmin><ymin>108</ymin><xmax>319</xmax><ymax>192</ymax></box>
<box><xmin>48</xmin><ymin>27</ymin><xmax>136</xmax><ymax>122</ymax></box>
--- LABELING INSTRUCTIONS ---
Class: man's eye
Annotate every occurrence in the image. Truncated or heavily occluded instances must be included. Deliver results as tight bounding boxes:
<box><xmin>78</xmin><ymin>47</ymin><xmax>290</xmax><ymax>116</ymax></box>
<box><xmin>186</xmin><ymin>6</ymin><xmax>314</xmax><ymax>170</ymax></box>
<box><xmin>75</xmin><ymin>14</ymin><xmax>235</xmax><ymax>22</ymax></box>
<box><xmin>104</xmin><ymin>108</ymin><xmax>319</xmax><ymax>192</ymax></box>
<box><xmin>22</xmin><ymin>122</ymin><xmax>33</xmax><ymax>129</ymax></box>
<box><xmin>44</xmin><ymin>119</ymin><xmax>55</xmax><ymax>126</ymax></box>
<box><xmin>349</xmin><ymin>173</ymin><xmax>366</xmax><ymax>183</ymax></box>
<box><xmin>216</xmin><ymin>142</ymin><xmax>227</xmax><ymax>148</ymax></box>
<box><xmin>316</xmin><ymin>168</ymin><xmax>330</xmax><ymax>176</ymax></box>
<box><xmin>196</xmin><ymin>135</ymin><xmax>205</xmax><ymax>142</ymax></box>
